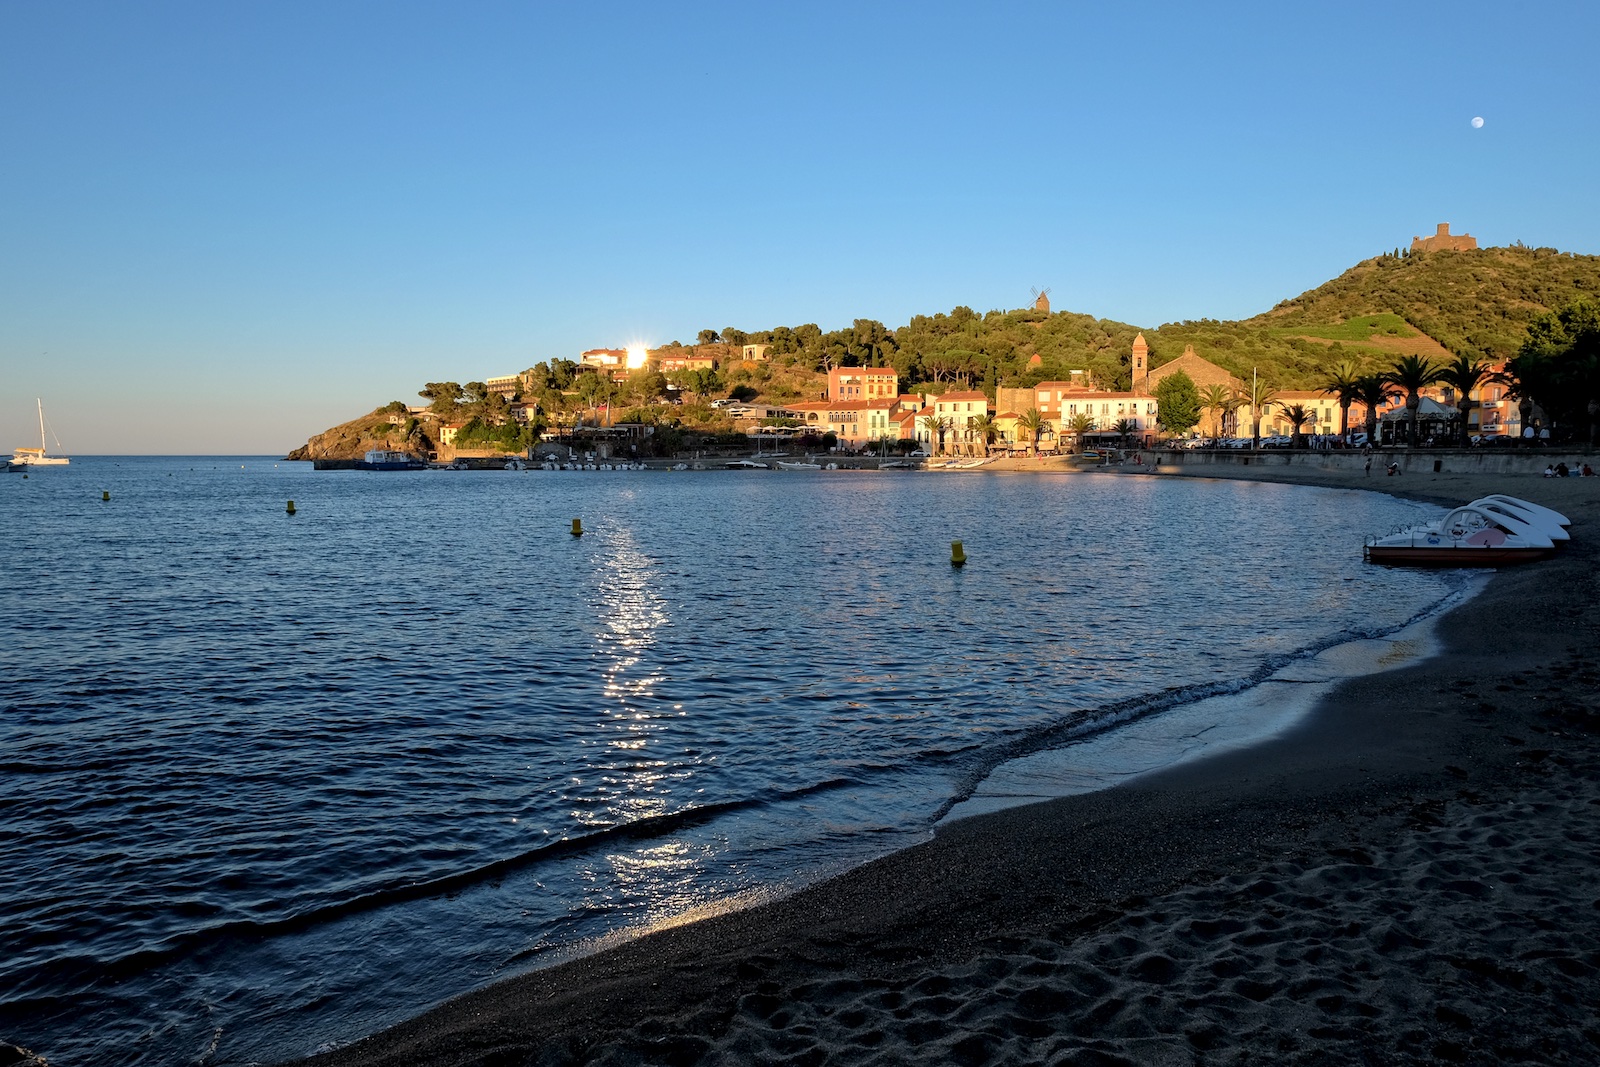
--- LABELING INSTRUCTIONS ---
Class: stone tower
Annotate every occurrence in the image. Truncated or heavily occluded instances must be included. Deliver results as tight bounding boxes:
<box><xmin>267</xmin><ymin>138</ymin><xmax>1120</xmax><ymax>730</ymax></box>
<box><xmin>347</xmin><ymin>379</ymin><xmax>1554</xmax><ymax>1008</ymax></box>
<box><xmin>1410</xmin><ymin>223</ymin><xmax>1478</xmax><ymax>253</ymax></box>
<box><xmin>1130</xmin><ymin>333</ymin><xmax>1149</xmax><ymax>388</ymax></box>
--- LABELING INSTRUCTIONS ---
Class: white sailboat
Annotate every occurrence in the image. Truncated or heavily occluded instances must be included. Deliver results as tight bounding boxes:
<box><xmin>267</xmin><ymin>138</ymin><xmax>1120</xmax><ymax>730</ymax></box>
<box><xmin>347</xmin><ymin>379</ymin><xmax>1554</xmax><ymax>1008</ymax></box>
<box><xmin>11</xmin><ymin>399</ymin><xmax>71</xmax><ymax>467</ymax></box>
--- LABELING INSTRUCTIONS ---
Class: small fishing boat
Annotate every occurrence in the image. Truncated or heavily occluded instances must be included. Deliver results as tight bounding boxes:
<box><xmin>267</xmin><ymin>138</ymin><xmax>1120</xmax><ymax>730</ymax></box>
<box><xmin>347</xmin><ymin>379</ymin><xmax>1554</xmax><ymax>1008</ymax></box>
<box><xmin>725</xmin><ymin>459</ymin><xmax>769</xmax><ymax>470</ymax></box>
<box><xmin>1364</xmin><ymin>502</ymin><xmax>1557</xmax><ymax>567</ymax></box>
<box><xmin>775</xmin><ymin>460</ymin><xmax>822</xmax><ymax>470</ymax></box>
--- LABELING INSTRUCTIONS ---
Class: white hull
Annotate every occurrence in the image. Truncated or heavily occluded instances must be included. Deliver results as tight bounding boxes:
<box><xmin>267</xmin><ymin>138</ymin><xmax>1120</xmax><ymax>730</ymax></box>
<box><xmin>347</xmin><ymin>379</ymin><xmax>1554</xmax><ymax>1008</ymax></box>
<box><xmin>14</xmin><ymin>402</ymin><xmax>69</xmax><ymax>465</ymax></box>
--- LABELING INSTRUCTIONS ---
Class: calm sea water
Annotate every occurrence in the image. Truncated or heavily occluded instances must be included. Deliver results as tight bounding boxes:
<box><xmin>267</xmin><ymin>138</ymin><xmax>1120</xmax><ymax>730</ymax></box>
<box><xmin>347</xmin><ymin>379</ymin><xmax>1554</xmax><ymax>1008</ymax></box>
<box><xmin>1</xmin><ymin>458</ymin><xmax>1463</xmax><ymax>1065</ymax></box>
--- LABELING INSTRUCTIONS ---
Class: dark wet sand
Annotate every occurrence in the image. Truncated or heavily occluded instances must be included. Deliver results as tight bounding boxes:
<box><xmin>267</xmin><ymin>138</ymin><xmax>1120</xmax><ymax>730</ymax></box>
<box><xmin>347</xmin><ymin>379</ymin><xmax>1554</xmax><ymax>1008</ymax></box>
<box><xmin>309</xmin><ymin>468</ymin><xmax>1600</xmax><ymax>1066</ymax></box>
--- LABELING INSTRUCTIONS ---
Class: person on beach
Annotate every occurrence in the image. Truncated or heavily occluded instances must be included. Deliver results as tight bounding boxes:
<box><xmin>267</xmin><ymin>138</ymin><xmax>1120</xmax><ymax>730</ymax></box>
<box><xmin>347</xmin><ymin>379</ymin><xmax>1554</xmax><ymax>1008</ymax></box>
<box><xmin>1387</xmin><ymin>462</ymin><xmax>1401</xmax><ymax>476</ymax></box>
<box><xmin>1584</xmin><ymin>464</ymin><xmax>1595</xmax><ymax>477</ymax></box>
<box><xmin>1544</xmin><ymin>465</ymin><xmax>1556</xmax><ymax>478</ymax></box>
<box><xmin>1556</xmin><ymin>462</ymin><xmax>1570</xmax><ymax>477</ymax></box>
<box><xmin>1364</xmin><ymin>457</ymin><xmax>1372</xmax><ymax>476</ymax></box>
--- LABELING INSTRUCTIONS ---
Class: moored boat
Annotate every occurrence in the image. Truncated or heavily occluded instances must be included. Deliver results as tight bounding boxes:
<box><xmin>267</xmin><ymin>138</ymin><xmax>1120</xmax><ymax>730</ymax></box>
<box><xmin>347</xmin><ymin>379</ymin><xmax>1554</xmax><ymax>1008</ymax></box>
<box><xmin>11</xmin><ymin>400</ymin><xmax>70</xmax><ymax>467</ymax></box>
<box><xmin>357</xmin><ymin>450</ymin><xmax>425</xmax><ymax>471</ymax></box>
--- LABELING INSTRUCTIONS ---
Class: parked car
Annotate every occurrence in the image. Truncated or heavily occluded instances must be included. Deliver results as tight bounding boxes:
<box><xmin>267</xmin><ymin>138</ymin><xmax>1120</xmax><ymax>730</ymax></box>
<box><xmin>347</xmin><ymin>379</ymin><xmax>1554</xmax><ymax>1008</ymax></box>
<box><xmin>909</xmin><ymin>449</ymin><xmax>930</xmax><ymax>457</ymax></box>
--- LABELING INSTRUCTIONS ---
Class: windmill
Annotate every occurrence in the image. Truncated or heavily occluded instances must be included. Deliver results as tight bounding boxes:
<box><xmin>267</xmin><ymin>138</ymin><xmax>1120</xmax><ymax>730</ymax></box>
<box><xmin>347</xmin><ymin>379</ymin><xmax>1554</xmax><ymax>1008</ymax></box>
<box><xmin>1030</xmin><ymin>286</ymin><xmax>1052</xmax><ymax>314</ymax></box>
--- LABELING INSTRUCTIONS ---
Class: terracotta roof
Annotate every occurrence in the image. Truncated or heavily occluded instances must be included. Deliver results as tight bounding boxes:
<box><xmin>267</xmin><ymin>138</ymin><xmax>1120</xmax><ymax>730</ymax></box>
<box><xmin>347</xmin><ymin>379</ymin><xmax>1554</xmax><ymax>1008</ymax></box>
<box><xmin>937</xmin><ymin>391</ymin><xmax>989</xmax><ymax>402</ymax></box>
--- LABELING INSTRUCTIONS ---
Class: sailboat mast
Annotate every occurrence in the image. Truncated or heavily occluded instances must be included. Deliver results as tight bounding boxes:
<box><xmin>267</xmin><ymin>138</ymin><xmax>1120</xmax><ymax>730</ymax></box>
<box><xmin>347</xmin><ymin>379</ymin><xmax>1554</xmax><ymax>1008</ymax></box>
<box><xmin>38</xmin><ymin>398</ymin><xmax>46</xmax><ymax>451</ymax></box>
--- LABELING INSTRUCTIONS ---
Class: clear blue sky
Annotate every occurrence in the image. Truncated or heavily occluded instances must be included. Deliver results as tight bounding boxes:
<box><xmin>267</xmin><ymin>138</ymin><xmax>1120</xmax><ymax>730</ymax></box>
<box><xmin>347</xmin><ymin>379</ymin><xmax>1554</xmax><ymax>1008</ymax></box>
<box><xmin>3</xmin><ymin>1</ymin><xmax>1596</xmax><ymax>454</ymax></box>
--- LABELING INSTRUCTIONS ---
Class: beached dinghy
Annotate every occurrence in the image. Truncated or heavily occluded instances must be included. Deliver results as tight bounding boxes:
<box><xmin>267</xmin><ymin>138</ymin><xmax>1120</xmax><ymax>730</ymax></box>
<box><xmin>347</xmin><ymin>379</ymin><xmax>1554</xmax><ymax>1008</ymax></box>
<box><xmin>1364</xmin><ymin>503</ymin><xmax>1557</xmax><ymax>567</ymax></box>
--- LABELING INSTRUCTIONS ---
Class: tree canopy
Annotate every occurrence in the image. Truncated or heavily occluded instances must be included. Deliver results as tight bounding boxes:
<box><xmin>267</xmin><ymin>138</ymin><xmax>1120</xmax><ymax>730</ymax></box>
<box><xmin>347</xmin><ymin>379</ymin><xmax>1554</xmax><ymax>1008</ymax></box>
<box><xmin>1509</xmin><ymin>298</ymin><xmax>1600</xmax><ymax>444</ymax></box>
<box><xmin>1154</xmin><ymin>371</ymin><xmax>1201</xmax><ymax>435</ymax></box>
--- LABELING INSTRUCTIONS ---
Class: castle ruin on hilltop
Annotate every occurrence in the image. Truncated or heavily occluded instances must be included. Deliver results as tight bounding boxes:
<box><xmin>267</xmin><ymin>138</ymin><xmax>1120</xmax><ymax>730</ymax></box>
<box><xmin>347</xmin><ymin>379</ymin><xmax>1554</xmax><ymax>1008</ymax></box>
<box><xmin>1411</xmin><ymin>223</ymin><xmax>1477</xmax><ymax>253</ymax></box>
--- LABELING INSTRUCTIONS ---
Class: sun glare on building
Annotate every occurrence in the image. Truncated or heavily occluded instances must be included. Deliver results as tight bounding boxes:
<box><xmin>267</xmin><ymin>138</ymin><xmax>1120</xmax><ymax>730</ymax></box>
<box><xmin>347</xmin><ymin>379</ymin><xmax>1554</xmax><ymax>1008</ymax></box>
<box><xmin>625</xmin><ymin>344</ymin><xmax>649</xmax><ymax>370</ymax></box>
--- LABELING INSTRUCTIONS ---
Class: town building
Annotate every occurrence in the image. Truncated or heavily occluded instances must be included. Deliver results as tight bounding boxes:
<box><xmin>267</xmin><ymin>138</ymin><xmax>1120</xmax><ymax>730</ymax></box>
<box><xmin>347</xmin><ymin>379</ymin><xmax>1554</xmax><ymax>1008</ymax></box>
<box><xmin>485</xmin><ymin>375</ymin><xmax>521</xmax><ymax>399</ymax></box>
<box><xmin>1141</xmin><ymin>342</ymin><xmax>1241</xmax><ymax>395</ymax></box>
<box><xmin>785</xmin><ymin>397</ymin><xmax>905</xmax><ymax>449</ymax></box>
<box><xmin>741</xmin><ymin>343</ymin><xmax>772</xmax><ymax>362</ymax></box>
<box><xmin>932</xmin><ymin>390</ymin><xmax>990</xmax><ymax>454</ymax></box>
<box><xmin>658</xmin><ymin>351</ymin><xmax>718</xmax><ymax>372</ymax></box>
<box><xmin>580</xmin><ymin>349</ymin><xmax>627</xmax><ymax>369</ymax></box>
<box><xmin>828</xmin><ymin>367</ymin><xmax>899</xmax><ymax>402</ymax></box>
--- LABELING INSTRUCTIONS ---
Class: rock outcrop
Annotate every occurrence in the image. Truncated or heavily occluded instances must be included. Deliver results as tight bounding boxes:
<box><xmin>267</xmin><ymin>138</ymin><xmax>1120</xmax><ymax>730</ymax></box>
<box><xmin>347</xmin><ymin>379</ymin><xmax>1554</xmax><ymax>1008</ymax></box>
<box><xmin>285</xmin><ymin>409</ymin><xmax>433</xmax><ymax>461</ymax></box>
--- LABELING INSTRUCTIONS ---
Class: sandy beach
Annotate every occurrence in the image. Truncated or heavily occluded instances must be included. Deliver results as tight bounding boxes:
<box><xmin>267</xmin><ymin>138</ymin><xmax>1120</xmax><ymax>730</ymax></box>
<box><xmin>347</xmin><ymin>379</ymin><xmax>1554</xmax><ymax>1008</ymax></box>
<box><xmin>308</xmin><ymin>462</ymin><xmax>1600</xmax><ymax>1067</ymax></box>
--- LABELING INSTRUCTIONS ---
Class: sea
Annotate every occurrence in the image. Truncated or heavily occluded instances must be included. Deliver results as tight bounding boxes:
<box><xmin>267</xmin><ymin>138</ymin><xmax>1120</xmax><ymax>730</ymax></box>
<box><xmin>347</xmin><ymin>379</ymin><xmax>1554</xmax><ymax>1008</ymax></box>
<box><xmin>0</xmin><ymin>457</ymin><xmax>1470</xmax><ymax>1065</ymax></box>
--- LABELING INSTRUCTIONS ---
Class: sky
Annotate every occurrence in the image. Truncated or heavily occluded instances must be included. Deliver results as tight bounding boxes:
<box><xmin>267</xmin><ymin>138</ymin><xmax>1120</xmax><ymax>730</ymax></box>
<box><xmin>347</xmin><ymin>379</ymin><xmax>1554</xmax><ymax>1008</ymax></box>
<box><xmin>3</xmin><ymin>1</ymin><xmax>1598</xmax><ymax>454</ymax></box>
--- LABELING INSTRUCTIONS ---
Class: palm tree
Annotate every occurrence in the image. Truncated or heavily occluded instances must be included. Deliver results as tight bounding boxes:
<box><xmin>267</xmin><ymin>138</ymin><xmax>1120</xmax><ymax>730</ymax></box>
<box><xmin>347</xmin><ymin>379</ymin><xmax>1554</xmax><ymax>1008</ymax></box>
<box><xmin>1113</xmin><ymin>418</ymin><xmax>1138</xmax><ymax>447</ymax></box>
<box><xmin>1382</xmin><ymin>354</ymin><xmax>1445</xmax><ymax>447</ymax></box>
<box><xmin>1352</xmin><ymin>374</ymin><xmax>1399</xmax><ymax>443</ymax></box>
<box><xmin>1067</xmin><ymin>412</ymin><xmax>1096</xmax><ymax>452</ymax></box>
<box><xmin>1279</xmin><ymin>403</ymin><xmax>1312</xmax><ymax>449</ymax></box>
<box><xmin>1318</xmin><ymin>359</ymin><xmax>1363</xmax><ymax>442</ymax></box>
<box><xmin>1016</xmin><ymin>408</ymin><xmax>1048</xmax><ymax>454</ymax></box>
<box><xmin>918</xmin><ymin>411</ymin><xmax>946</xmax><ymax>455</ymax></box>
<box><xmin>1243</xmin><ymin>376</ymin><xmax>1278</xmax><ymax>450</ymax></box>
<box><xmin>968</xmin><ymin>412</ymin><xmax>999</xmax><ymax>456</ymax></box>
<box><xmin>1435</xmin><ymin>353</ymin><xmax>1496</xmax><ymax>447</ymax></box>
<box><xmin>1198</xmin><ymin>383</ymin><xmax>1234</xmax><ymax>441</ymax></box>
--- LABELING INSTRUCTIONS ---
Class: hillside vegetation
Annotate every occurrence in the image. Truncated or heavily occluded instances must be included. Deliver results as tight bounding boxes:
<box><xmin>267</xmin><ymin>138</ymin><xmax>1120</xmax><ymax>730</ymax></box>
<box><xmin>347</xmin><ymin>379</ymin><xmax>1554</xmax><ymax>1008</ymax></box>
<box><xmin>290</xmin><ymin>243</ymin><xmax>1600</xmax><ymax>457</ymax></box>
<box><xmin>694</xmin><ymin>244</ymin><xmax>1600</xmax><ymax>394</ymax></box>
<box><xmin>1146</xmin><ymin>246</ymin><xmax>1600</xmax><ymax>386</ymax></box>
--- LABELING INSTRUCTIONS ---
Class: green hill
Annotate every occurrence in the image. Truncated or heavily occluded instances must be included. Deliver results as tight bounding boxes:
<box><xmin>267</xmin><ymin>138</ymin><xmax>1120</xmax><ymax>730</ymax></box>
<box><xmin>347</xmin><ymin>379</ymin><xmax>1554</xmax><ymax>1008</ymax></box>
<box><xmin>291</xmin><ymin>243</ymin><xmax>1600</xmax><ymax>456</ymax></box>
<box><xmin>1144</xmin><ymin>246</ymin><xmax>1600</xmax><ymax>387</ymax></box>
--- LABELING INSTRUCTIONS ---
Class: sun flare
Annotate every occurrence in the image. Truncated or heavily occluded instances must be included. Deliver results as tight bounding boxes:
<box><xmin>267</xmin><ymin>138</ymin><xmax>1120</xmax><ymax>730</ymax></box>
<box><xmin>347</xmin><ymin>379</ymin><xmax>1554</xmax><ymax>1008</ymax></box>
<box><xmin>625</xmin><ymin>344</ymin><xmax>649</xmax><ymax>369</ymax></box>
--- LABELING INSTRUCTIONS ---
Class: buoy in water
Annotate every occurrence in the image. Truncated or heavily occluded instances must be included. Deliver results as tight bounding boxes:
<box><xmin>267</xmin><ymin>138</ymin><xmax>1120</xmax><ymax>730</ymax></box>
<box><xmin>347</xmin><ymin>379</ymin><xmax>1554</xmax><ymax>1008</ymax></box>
<box><xmin>286</xmin><ymin>500</ymin><xmax>297</xmax><ymax>515</ymax></box>
<box><xmin>951</xmin><ymin>540</ymin><xmax>967</xmax><ymax>567</ymax></box>
<box><xmin>571</xmin><ymin>518</ymin><xmax>583</xmax><ymax>536</ymax></box>
<box><xmin>102</xmin><ymin>491</ymin><xmax>110</xmax><ymax>501</ymax></box>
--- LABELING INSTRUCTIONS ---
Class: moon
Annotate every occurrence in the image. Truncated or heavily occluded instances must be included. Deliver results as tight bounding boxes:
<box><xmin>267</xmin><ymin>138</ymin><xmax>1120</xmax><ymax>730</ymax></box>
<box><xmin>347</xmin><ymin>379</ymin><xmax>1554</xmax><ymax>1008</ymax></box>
<box><xmin>1471</xmin><ymin>116</ymin><xmax>1485</xmax><ymax>128</ymax></box>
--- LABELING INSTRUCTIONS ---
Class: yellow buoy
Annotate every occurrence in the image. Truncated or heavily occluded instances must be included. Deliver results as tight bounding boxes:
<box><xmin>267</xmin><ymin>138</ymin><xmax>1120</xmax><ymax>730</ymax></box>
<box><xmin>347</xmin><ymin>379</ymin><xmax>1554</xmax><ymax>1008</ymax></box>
<box><xmin>951</xmin><ymin>540</ymin><xmax>967</xmax><ymax>567</ymax></box>
<box><xmin>571</xmin><ymin>518</ymin><xmax>583</xmax><ymax>536</ymax></box>
<box><xmin>286</xmin><ymin>500</ymin><xmax>297</xmax><ymax>515</ymax></box>
<box><xmin>102</xmin><ymin>491</ymin><xmax>110</xmax><ymax>501</ymax></box>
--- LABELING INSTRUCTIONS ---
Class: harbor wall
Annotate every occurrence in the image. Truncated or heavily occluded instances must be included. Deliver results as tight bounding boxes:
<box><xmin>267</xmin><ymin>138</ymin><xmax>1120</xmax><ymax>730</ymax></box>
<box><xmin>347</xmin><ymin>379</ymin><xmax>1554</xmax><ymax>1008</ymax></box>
<box><xmin>1158</xmin><ymin>448</ymin><xmax>1595</xmax><ymax>477</ymax></box>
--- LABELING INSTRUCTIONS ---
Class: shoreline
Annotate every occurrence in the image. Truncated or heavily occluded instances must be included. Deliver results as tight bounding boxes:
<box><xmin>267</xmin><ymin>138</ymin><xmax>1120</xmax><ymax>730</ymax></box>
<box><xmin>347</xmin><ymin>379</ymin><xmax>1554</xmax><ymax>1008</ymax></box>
<box><xmin>307</xmin><ymin>468</ymin><xmax>1600</xmax><ymax>1066</ymax></box>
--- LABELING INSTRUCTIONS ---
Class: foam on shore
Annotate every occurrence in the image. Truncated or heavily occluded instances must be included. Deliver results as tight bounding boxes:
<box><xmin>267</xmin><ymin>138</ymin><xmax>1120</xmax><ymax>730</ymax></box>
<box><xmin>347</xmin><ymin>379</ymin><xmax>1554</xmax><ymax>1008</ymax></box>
<box><xmin>944</xmin><ymin>575</ymin><xmax>1490</xmax><ymax>822</ymax></box>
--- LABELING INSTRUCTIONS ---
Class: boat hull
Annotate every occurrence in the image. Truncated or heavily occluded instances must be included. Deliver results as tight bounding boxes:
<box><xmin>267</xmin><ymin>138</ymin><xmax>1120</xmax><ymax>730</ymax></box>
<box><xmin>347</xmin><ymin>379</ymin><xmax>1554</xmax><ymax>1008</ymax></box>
<box><xmin>1364</xmin><ymin>544</ymin><xmax>1555</xmax><ymax>567</ymax></box>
